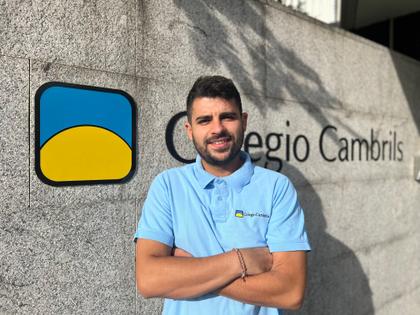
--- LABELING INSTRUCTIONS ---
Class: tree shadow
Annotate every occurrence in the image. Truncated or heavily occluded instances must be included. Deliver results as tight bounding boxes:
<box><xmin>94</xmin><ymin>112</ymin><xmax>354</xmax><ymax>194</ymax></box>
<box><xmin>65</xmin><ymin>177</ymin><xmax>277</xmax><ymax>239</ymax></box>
<box><xmin>174</xmin><ymin>0</ymin><xmax>362</xmax><ymax>142</ymax></box>
<box><xmin>252</xmin><ymin>153</ymin><xmax>374</xmax><ymax>315</ymax></box>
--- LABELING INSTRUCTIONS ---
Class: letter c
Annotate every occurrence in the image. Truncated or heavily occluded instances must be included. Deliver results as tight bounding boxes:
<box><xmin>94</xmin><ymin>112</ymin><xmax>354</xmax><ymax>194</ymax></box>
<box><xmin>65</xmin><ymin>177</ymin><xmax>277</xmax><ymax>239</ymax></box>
<box><xmin>319</xmin><ymin>125</ymin><xmax>337</xmax><ymax>162</ymax></box>
<box><xmin>165</xmin><ymin>111</ymin><xmax>194</xmax><ymax>164</ymax></box>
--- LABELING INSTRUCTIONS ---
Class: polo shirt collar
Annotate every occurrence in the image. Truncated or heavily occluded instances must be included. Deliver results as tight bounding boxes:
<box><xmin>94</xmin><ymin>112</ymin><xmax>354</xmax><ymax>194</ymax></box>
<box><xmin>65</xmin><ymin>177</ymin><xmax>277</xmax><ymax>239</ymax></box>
<box><xmin>193</xmin><ymin>151</ymin><xmax>254</xmax><ymax>191</ymax></box>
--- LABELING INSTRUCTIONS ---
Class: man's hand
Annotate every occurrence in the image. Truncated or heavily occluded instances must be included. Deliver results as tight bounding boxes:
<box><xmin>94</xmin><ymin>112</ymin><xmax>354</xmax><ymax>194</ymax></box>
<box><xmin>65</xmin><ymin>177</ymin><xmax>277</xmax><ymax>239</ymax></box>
<box><xmin>218</xmin><ymin>251</ymin><xmax>307</xmax><ymax>310</ymax></box>
<box><xmin>240</xmin><ymin>247</ymin><xmax>273</xmax><ymax>275</ymax></box>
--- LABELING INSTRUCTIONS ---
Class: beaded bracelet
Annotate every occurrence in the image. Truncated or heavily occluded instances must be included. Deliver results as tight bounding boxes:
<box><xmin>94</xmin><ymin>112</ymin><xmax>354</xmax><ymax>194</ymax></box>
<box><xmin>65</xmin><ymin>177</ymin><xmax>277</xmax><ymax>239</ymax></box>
<box><xmin>233</xmin><ymin>248</ymin><xmax>247</xmax><ymax>281</ymax></box>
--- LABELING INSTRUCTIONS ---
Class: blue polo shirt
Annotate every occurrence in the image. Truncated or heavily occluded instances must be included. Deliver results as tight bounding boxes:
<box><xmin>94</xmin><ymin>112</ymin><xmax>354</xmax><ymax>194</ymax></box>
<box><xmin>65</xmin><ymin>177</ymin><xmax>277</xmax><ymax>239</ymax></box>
<box><xmin>135</xmin><ymin>152</ymin><xmax>310</xmax><ymax>315</ymax></box>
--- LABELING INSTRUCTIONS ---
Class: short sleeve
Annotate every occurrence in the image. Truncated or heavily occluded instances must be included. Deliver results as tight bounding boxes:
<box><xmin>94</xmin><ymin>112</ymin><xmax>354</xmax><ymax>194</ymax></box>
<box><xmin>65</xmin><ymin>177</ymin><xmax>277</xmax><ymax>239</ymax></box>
<box><xmin>266</xmin><ymin>177</ymin><xmax>311</xmax><ymax>252</ymax></box>
<box><xmin>134</xmin><ymin>173</ymin><xmax>174</xmax><ymax>247</ymax></box>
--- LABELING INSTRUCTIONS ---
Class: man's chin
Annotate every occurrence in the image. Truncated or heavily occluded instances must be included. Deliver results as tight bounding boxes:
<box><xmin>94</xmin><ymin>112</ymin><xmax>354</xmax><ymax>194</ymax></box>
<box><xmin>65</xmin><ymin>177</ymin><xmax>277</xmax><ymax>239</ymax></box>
<box><xmin>210</xmin><ymin>150</ymin><xmax>230</xmax><ymax>158</ymax></box>
<box><xmin>205</xmin><ymin>150</ymin><xmax>240</xmax><ymax>166</ymax></box>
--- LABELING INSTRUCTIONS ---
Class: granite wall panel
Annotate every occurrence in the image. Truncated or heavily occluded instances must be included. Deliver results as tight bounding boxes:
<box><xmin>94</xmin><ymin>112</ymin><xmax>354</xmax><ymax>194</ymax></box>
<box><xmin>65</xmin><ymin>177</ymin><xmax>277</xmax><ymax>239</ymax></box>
<box><xmin>0</xmin><ymin>0</ymin><xmax>137</xmax><ymax>75</ymax></box>
<box><xmin>0</xmin><ymin>55</ymin><xmax>29</xmax><ymax>210</ymax></box>
<box><xmin>1</xmin><ymin>199</ymin><xmax>136</xmax><ymax>314</ymax></box>
<box><xmin>138</xmin><ymin>0</ymin><xmax>266</xmax><ymax>94</ymax></box>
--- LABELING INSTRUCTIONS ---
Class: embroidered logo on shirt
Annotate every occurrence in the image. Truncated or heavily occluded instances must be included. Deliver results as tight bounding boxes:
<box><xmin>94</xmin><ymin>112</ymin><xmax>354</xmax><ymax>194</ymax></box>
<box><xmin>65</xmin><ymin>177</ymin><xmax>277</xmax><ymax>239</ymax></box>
<box><xmin>235</xmin><ymin>210</ymin><xmax>269</xmax><ymax>219</ymax></box>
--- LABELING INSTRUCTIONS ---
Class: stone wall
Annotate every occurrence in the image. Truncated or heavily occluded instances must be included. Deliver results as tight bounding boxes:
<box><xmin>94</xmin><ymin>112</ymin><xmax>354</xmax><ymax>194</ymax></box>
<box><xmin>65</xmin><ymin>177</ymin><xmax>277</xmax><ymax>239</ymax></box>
<box><xmin>1</xmin><ymin>0</ymin><xmax>419</xmax><ymax>314</ymax></box>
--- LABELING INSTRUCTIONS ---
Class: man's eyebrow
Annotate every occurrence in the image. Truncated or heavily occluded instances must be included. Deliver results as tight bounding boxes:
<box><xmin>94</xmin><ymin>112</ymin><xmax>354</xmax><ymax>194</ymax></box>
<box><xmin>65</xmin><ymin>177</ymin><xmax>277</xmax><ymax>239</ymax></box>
<box><xmin>220</xmin><ymin>111</ymin><xmax>239</xmax><ymax>117</ymax></box>
<box><xmin>195</xmin><ymin>112</ymin><xmax>239</xmax><ymax>121</ymax></box>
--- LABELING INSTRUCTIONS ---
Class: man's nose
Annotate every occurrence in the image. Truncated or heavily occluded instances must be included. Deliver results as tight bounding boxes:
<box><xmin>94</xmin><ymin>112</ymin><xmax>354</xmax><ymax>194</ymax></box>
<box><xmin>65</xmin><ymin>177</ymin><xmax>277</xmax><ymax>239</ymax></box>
<box><xmin>210</xmin><ymin>119</ymin><xmax>225</xmax><ymax>134</ymax></box>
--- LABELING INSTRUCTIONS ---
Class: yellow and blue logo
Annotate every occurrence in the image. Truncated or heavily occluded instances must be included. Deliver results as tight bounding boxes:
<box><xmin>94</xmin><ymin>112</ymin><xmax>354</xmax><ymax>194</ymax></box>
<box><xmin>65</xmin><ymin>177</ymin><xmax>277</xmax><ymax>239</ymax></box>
<box><xmin>35</xmin><ymin>82</ymin><xmax>136</xmax><ymax>186</ymax></box>
<box><xmin>235</xmin><ymin>210</ymin><xmax>244</xmax><ymax>218</ymax></box>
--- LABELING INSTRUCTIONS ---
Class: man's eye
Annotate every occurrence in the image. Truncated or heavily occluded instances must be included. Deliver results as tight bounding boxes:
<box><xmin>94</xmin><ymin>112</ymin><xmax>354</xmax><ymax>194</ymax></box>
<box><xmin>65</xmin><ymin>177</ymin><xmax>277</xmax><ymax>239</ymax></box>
<box><xmin>197</xmin><ymin>119</ymin><xmax>210</xmax><ymax>124</ymax></box>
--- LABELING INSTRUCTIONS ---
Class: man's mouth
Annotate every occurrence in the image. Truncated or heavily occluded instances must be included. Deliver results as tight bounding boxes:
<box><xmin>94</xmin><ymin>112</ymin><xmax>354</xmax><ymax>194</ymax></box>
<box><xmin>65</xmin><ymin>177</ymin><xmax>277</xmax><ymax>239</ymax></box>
<box><xmin>207</xmin><ymin>137</ymin><xmax>231</xmax><ymax>149</ymax></box>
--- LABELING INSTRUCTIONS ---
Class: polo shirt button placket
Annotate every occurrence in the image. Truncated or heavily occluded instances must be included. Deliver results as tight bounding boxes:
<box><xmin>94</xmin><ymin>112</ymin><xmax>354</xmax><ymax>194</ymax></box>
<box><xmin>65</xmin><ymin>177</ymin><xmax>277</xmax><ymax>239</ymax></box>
<box><xmin>212</xmin><ymin>179</ymin><xmax>228</xmax><ymax>222</ymax></box>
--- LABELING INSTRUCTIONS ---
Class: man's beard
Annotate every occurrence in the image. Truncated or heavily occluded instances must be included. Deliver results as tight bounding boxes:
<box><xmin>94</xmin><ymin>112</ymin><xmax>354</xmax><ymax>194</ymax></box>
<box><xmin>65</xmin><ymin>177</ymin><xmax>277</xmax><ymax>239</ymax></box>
<box><xmin>193</xmin><ymin>130</ymin><xmax>244</xmax><ymax>167</ymax></box>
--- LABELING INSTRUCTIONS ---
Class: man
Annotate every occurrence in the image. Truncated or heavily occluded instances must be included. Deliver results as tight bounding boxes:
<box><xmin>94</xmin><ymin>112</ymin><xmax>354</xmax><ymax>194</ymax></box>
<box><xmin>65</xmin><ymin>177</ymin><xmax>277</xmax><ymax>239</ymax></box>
<box><xmin>134</xmin><ymin>76</ymin><xmax>310</xmax><ymax>314</ymax></box>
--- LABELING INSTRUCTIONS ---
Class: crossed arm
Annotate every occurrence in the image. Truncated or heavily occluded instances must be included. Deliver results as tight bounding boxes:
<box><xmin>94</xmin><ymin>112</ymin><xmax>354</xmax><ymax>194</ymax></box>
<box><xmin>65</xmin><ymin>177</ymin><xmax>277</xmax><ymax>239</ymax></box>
<box><xmin>135</xmin><ymin>239</ymin><xmax>307</xmax><ymax>310</ymax></box>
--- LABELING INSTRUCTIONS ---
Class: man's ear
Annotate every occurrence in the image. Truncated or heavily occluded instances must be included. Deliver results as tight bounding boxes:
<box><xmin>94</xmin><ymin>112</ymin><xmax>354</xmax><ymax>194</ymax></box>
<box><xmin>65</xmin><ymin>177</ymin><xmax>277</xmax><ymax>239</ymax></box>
<box><xmin>185</xmin><ymin>121</ymin><xmax>193</xmax><ymax>140</ymax></box>
<box><xmin>241</xmin><ymin>112</ymin><xmax>248</xmax><ymax>132</ymax></box>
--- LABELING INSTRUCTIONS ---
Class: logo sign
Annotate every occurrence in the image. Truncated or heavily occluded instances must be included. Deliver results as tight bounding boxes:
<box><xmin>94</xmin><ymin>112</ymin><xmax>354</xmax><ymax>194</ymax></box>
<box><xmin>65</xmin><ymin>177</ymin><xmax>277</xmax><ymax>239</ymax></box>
<box><xmin>35</xmin><ymin>82</ymin><xmax>136</xmax><ymax>186</ymax></box>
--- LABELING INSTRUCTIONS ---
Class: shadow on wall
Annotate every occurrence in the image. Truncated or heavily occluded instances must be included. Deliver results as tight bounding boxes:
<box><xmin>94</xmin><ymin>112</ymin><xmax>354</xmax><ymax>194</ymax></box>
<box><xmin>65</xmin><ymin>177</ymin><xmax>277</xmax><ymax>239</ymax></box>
<box><xmin>174</xmin><ymin>0</ymin><xmax>362</xmax><ymax>141</ymax></box>
<box><xmin>253</xmin><ymin>154</ymin><xmax>374</xmax><ymax>315</ymax></box>
<box><xmin>391</xmin><ymin>52</ymin><xmax>420</xmax><ymax>135</ymax></box>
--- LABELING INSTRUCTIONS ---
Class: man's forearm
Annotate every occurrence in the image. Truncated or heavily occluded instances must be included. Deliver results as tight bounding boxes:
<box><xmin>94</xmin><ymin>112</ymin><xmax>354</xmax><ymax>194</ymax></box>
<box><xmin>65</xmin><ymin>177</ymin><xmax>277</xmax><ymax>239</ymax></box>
<box><xmin>218</xmin><ymin>270</ymin><xmax>303</xmax><ymax>309</ymax></box>
<box><xmin>136</xmin><ymin>242</ymin><xmax>241</xmax><ymax>300</ymax></box>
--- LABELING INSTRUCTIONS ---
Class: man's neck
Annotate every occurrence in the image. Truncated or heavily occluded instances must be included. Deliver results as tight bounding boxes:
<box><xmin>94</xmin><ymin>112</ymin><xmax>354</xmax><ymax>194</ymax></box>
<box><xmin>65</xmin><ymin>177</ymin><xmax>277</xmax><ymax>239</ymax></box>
<box><xmin>201</xmin><ymin>155</ymin><xmax>244</xmax><ymax>177</ymax></box>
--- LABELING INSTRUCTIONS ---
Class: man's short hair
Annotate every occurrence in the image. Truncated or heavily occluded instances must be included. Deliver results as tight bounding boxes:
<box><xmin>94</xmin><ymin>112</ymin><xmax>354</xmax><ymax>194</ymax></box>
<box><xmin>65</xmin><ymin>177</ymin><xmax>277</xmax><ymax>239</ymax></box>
<box><xmin>186</xmin><ymin>75</ymin><xmax>242</xmax><ymax>122</ymax></box>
